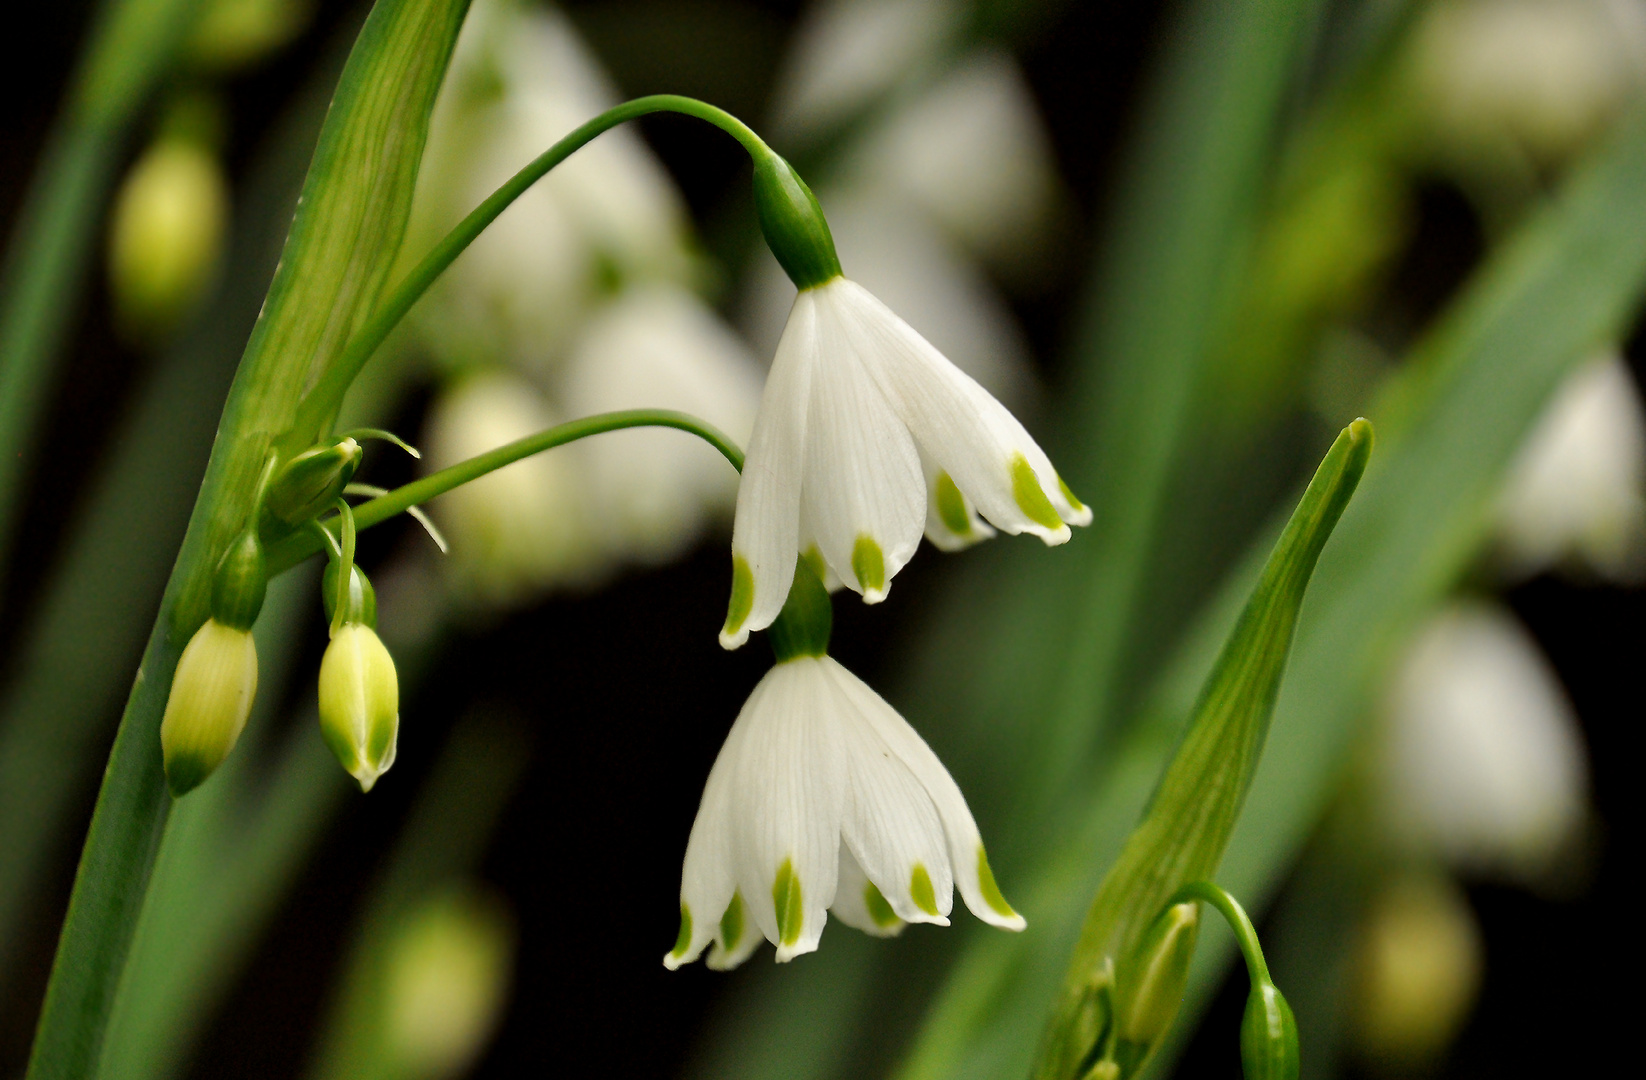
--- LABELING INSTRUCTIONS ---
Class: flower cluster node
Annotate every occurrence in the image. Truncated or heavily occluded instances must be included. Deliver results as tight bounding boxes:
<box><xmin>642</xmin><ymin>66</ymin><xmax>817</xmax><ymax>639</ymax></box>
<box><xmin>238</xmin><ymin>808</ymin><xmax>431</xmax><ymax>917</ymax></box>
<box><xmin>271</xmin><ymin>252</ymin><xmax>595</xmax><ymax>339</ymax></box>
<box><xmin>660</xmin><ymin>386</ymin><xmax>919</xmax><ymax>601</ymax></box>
<box><xmin>264</xmin><ymin>437</ymin><xmax>362</xmax><ymax>527</ymax></box>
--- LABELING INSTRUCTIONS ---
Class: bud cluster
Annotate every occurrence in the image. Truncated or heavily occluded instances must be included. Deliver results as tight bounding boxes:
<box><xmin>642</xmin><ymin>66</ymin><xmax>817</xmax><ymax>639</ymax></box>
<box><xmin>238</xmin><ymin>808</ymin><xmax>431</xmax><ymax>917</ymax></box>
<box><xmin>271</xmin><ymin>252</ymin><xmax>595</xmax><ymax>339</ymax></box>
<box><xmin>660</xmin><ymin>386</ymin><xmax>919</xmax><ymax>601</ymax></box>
<box><xmin>160</xmin><ymin>437</ymin><xmax>407</xmax><ymax>797</ymax></box>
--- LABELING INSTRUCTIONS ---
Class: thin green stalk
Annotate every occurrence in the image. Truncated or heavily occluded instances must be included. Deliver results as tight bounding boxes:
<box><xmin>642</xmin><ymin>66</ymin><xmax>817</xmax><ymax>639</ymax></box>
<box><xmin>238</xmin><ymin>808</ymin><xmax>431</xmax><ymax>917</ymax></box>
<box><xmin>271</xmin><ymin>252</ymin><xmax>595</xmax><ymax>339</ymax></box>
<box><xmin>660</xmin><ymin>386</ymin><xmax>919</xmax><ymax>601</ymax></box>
<box><xmin>264</xmin><ymin>409</ymin><xmax>744</xmax><ymax>573</ymax></box>
<box><xmin>24</xmin><ymin>2</ymin><xmax>471</xmax><ymax>1074</ymax></box>
<box><xmin>290</xmin><ymin>94</ymin><xmax>769</xmax><ymax>439</ymax></box>
<box><xmin>1167</xmin><ymin>882</ymin><xmax>1269</xmax><ymax>986</ymax></box>
<box><xmin>0</xmin><ymin>0</ymin><xmax>208</xmax><ymax>580</ymax></box>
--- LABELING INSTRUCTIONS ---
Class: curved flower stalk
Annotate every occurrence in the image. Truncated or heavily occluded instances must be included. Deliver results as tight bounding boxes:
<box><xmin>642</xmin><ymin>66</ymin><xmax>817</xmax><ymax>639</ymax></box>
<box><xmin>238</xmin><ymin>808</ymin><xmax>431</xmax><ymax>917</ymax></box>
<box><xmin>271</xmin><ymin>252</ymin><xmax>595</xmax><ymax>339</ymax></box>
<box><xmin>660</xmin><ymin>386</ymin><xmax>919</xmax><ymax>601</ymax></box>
<box><xmin>668</xmin><ymin>564</ymin><xmax>1022</xmax><ymax>969</ymax></box>
<box><xmin>721</xmin><ymin>156</ymin><xmax>1090</xmax><ymax>646</ymax></box>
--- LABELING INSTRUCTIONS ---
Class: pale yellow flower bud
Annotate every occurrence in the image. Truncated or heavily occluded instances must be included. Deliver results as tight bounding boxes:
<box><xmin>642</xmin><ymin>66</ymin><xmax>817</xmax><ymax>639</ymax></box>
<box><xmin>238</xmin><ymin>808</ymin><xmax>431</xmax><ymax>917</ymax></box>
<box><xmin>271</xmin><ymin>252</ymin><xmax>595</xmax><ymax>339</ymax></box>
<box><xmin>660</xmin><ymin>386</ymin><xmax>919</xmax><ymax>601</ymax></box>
<box><xmin>108</xmin><ymin>138</ymin><xmax>228</xmax><ymax>338</ymax></box>
<box><xmin>160</xmin><ymin>618</ymin><xmax>258</xmax><ymax>796</ymax></box>
<box><xmin>318</xmin><ymin>624</ymin><xmax>400</xmax><ymax>791</ymax></box>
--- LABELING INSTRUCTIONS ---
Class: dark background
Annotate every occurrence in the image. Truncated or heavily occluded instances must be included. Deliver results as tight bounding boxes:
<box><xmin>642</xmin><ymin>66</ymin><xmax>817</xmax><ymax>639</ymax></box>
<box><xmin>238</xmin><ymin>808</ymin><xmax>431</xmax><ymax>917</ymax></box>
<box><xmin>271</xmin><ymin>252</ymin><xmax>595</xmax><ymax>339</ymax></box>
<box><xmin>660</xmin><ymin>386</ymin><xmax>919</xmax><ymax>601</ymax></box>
<box><xmin>1</xmin><ymin>1</ymin><xmax>1635</xmax><ymax>1077</ymax></box>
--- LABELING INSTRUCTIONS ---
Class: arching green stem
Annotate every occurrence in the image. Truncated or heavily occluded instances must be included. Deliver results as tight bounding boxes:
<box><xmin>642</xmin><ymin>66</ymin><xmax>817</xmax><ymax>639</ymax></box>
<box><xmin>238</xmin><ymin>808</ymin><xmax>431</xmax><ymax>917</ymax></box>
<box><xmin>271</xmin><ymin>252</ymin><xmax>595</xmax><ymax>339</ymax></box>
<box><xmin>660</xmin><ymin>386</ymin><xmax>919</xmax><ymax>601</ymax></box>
<box><xmin>264</xmin><ymin>408</ymin><xmax>744</xmax><ymax>573</ymax></box>
<box><xmin>1167</xmin><ymin>881</ymin><xmax>1271</xmax><ymax>986</ymax></box>
<box><xmin>289</xmin><ymin>95</ymin><xmax>772</xmax><ymax>442</ymax></box>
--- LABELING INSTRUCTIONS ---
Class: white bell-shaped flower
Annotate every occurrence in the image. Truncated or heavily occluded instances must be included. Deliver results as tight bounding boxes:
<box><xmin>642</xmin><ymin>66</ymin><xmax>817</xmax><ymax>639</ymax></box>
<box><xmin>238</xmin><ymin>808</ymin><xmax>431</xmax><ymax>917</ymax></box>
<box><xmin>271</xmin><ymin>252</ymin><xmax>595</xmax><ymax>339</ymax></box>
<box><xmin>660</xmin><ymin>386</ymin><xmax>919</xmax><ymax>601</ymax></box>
<box><xmin>665</xmin><ymin>653</ymin><xmax>1022</xmax><ymax>969</ymax></box>
<box><xmin>721</xmin><ymin>274</ymin><xmax>1089</xmax><ymax>647</ymax></box>
<box><xmin>1497</xmin><ymin>353</ymin><xmax>1646</xmax><ymax>582</ymax></box>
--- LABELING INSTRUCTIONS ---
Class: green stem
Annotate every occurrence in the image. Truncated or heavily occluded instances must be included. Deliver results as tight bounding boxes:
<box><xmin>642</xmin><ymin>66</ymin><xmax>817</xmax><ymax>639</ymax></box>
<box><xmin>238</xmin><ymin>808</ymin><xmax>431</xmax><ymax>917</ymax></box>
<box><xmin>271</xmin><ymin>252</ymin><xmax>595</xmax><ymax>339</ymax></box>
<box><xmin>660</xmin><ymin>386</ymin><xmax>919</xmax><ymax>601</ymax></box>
<box><xmin>265</xmin><ymin>408</ymin><xmax>744</xmax><ymax>574</ymax></box>
<box><xmin>289</xmin><ymin>94</ymin><xmax>771</xmax><ymax>440</ymax></box>
<box><xmin>1168</xmin><ymin>881</ymin><xmax>1271</xmax><ymax>986</ymax></box>
<box><xmin>0</xmin><ymin>0</ymin><xmax>207</xmax><ymax>583</ymax></box>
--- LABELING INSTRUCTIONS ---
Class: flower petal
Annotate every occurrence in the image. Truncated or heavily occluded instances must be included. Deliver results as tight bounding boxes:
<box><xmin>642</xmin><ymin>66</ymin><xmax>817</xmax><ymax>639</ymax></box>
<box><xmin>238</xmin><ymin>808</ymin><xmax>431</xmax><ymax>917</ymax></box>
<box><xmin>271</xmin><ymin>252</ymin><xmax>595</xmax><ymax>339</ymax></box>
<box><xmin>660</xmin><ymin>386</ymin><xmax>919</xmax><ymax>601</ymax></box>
<box><xmin>823</xmin><ymin>656</ymin><xmax>1025</xmax><ymax>930</ymax></box>
<box><xmin>829</xmin><ymin>846</ymin><xmax>905</xmax><ymax>938</ymax></box>
<box><xmin>920</xmin><ymin>451</ymin><xmax>995</xmax><ymax>552</ymax></box>
<box><xmin>665</xmin><ymin>685</ymin><xmax>749</xmax><ymax>969</ymax></box>
<box><xmin>724</xmin><ymin>659</ymin><xmax>846</xmax><ymax>961</ymax></box>
<box><xmin>827</xmin><ymin>278</ymin><xmax>1088</xmax><ymax>543</ymax></box>
<box><xmin>706</xmin><ymin>889</ymin><xmax>765</xmax><ymax>969</ymax></box>
<box><xmin>724</xmin><ymin>293</ymin><xmax>819</xmax><ymax>648</ymax></box>
<box><xmin>800</xmin><ymin>285</ymin><xmax>927</xmax><ymax>602</ymax></box>
<box><xmin>824</xmin><ymin>663</ymin><xmax>954</xmax><ymax>925</ymax></box>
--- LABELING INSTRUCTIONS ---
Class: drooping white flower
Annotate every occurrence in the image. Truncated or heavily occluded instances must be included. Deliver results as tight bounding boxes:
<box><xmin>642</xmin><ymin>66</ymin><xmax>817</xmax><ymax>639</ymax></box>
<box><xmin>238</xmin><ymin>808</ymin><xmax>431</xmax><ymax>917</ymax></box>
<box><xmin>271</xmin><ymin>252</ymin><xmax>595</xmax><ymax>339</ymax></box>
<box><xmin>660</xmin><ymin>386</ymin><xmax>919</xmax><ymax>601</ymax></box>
<box><xmin>1379</xmin><ymin>601</ymin><xmax>1590</xmax><ymax>882</ymax></box>
<box><xmin>665</xmin><ymin>654</ymin><xmax>1022</xmax><ymax>969</ymax></box>
<box><xmin>1496</xmin><ymin>353</ymin><xmax>1646</xmax><ymax>582</ymax></box>
<box><xmin>721</xmin><ymin>275</ymin><xmax>1089</xmax><ymax>648</ymax></box>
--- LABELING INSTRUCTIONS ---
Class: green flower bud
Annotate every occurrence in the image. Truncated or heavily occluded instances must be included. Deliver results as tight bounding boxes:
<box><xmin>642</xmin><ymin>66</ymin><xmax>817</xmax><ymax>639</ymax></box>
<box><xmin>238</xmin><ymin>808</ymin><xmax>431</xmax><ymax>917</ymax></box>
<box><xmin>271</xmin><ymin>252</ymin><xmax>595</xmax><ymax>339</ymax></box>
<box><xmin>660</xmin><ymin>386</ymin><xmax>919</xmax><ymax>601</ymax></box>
<box><xmin>264</xmin><ymin>438</ymin><xmax>362</xmax><ymax>527</ymax></box>
<box><xmin>108</xmin><ymin>137</ymin><xmax>228</xmax><ymax>339</ymax></box>
<box><xmin>161</xmin><ymin>618</ymin><xmax>258</xmax><ymax>796</ymax></box>
<box><xmin>211</xmin><ymin>529</ymin><xmax>267</xmax><ymax>630</ymax></box>
<box><xmin>1117</xmin><ymin>901</ymin><xmax>1200</xmax><ymax>1050</ymax></box>
<box><xmin>751</xmin><ymin>150</ymin><xmax>842</xmax><ymax>290</ymax></box>
<box><xmin>319</xmin><ymin>623</ymin><xmax>400</xmax><ymax>791</ymax></box>
<box><xmin>1240</xmin><ymin>982</ymin><xmax>1299</xmax><ymax>1080</ymax></box>
<box><xmin>382</xmin><ymin>889</ymin><xmax>514</xmax><ymax>1077</ymax></box>
<box><xmin>321</xmin><ymin>561</ymin><xmax>378</xmax><ymax>629</ymax></box>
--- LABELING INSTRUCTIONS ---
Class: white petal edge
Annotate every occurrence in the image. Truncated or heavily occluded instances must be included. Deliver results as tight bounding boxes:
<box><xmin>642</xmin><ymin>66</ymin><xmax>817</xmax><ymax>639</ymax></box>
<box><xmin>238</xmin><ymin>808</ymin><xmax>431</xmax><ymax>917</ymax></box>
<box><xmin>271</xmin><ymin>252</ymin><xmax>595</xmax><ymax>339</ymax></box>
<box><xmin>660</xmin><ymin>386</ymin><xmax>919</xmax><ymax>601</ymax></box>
<box><xmin>723</xmin><ymin>293</ymin><xmax>819</xmax><ymax>648</ymax></box>
<box><xmin>800</xmin><ymin>284</ymin><xmax>927</xmax><ymax>601</ymax></box>
<box><xmin>724</xmin><ymin>658</ymin><xmax>847</xmax><ymax>961</ymax></box>
<box><xmin>821</xmin><ymin>656</ymin><xmax>1025</xmax><ymax>930</ymax></box>
<box><xmin>824</xmin><ymin>278</ymin><xmax>1088</xmax><ymax>543</ymax></box>
<box><xmin>829</xmin><ymin>845</ymin><xmax>906</xmax><ymax>938</ymax></box>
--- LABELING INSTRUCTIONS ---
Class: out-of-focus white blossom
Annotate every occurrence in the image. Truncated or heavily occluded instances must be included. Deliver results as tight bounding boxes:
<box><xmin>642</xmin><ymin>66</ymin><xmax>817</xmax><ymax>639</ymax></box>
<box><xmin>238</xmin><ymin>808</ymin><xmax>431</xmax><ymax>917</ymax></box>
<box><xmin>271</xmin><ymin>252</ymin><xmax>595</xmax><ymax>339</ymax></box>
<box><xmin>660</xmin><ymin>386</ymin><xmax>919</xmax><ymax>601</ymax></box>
<box><xmin>404</xmin><ymin>0</ymin><xmax>695</xmax><ymax>369</ymax></box>
<box><xmin>1497</xmin><ymin>354</ymin><xmax>1646</xmax><ymax>582</ymax></box>
<box><xmin>742</xmin><ymin>188</ymin><xmax>1037</xmax><ymax>411</ymax></box>
<box><xmin>846</xmin><ymin>51</ymin><xmax>1062</xmax><ymax>271</ymax></box>
<box><xmin>1408</xmin><ymin>0</ymin><xmax>1646</xmax><ymax>167</ymax></box>
<box><xmin>768</xmin><ymin>0</ymin><xmax>963</xmax><ymax>147</ymax></box>
<box><xmin>422</xmin><ymin>370</ymin><xmax>595</xmax><ymax>606</ymax></box>
<box><xmin>1351</xmin><ymin>871</ymin><xmax>1482</xmax><ymax>1070</ymax></box>
<box><xmin>1379</xmin><ymin>602</ymin><xmax>1590</xmax><ymax>883</ymax></box>
<box><xmin>558</xmin><ymin>285</ymin><xmax>762</xmax><ymax>564</ymax></box>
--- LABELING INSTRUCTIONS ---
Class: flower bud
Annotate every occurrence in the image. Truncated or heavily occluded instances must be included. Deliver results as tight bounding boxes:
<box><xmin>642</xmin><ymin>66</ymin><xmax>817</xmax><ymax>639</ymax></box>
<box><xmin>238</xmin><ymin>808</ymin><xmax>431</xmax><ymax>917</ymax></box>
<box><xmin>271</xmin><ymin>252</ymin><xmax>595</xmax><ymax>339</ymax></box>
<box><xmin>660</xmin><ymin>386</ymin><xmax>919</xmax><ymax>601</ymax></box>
<box><xmin>1117</xmin><ymin>901</ymin><xmax>1200</xmax><ymax>1049</ymax></box>
<box><xmin>318</xmin><ymin>623</ymin><xmax>400</xmax><ymax>791</ymax></box>
<box><xmin>108</xmin><ymin>137</ymin><xmax>228</xmax><ymax>339</ymax></box>
<box><xmin>322</xmin><ymin>561</ymin><xmax>378</xmax><ymax>629</ymax></box>
<box><xmin>264</xmin><ymin>438</ymin><xmax>362</xmax><ymax>527</ymax></box>
<box><xmin>752</xmin><ymin>150</ymin><xmax>842</xmax><ymax>290</ymax></box>
<box><xmin>161</xmin><ymin>618</ymin><xmax>258</xmax><ymax>796</ymax></box>
<box><xmin>1241</xmin><ymin>982</ymin><xmax>1300</xmax><ymax>1080</ymax></box>
<box><xmin>211</xmin><ymin>528</ymin><xmax>267</xmax><ymax>630</ymax></box>
<box><xmin>383</xmin><ymin>889</ymin><xmax>514</xmax><ymax>1078</ymax></box>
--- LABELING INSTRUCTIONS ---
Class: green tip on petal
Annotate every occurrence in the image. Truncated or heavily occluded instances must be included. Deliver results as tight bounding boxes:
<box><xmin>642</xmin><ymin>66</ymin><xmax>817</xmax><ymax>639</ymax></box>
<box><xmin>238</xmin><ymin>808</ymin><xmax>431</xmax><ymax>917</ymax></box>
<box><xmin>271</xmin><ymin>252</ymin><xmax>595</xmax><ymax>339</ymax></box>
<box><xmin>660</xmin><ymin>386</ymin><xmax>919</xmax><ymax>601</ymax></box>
<box><xmin>773</xmin><ymin>858</ymin><xmax>804</xmax><ymax>947</ymax></box>
<box><xmin>910</xmin><ymin>864</ymin><xmax>940</xmax><ymax>917</ymax></box>
<box><xmin>935</xmin><ymin>472</ymin><xmax>972</xmax><ymax>537</ymax></box>
<box><xmin>164</xmin><ymin>752</ymin><xmax>213</xmax><ymax>799</ymax></box>
<box><xmin>723</xmin><ymin>554</ymin><xmax>753</xmax><ymax>638</ymax></box>
<box><xmin>865</xmin><ymin>882</ymin><xmax>900</xmax><ymax>929</ymax></box>
<box><xmin>670</xmin><ymin>904</ymin><xmax>693</xmax><ymax>959</ymax></box>
<box><xmin>1010</xmin><ymin>453</ymin><xmax>1065</xmax><ymax>533</ymax></box>
<box><xmin>978</xmin><ymin>846</ymin><xmax>1019</xmax><ymax>920</ymax></box>
<box><xmin>851</xmin><ymin>534</ymin><xmax>886</xmax><ymax>598</ymax></box>
<box><xmin>1058</xmin><ymin>475</ymin><xmax>1086</xmax><ymax>513</ymax></box>
<box><xmin>720</xmin><ymin>892</ymin><xmax>745</xmax><ymax>951</ymax></box>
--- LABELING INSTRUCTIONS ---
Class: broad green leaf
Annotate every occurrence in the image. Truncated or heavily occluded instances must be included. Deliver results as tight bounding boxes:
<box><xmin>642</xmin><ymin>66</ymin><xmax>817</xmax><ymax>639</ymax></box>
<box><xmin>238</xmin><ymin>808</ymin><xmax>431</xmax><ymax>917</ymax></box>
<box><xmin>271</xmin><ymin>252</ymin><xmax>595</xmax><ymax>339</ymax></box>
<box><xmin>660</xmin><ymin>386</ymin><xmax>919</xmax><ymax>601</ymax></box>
<box><xmin>24</xmin><ymin>3</ymin><xmax>471</xmax><ymax>1075</ymax></box>
<box><xmin>1034</xmin><ymin>421</ymin><xmax>1371</xmax><ymax>1080</ymax></box>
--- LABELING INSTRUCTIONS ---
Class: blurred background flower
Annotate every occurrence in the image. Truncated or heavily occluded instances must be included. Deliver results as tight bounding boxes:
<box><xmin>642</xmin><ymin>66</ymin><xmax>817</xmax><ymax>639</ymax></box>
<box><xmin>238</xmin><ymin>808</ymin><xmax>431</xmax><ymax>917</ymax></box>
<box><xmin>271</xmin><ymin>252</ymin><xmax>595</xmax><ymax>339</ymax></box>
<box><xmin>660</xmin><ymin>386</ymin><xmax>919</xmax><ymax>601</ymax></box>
<box><xmin>1</xmin><ymin>0</ymin><xmax>1641</xmax><ymax>1078</ymax></box>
